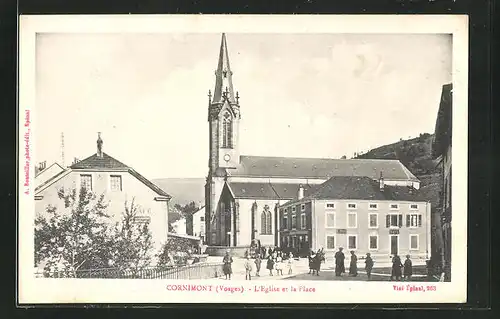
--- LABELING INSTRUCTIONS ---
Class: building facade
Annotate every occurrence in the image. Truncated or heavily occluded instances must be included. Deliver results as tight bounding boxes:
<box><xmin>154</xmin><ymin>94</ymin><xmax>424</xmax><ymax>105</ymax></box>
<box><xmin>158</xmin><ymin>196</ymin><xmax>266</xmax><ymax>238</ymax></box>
<box><xmin>205</xmin><ymin>34</ymin><xmax>422</xmax><ymax>250</ymax></box>
<box><xmin>170</xmin><ymin>206</ymin><xmax>207</xmax><ymax>243</ymax></box>
<box><xmin>279</xmin><ymin>176</ymin><xmax>431</xmax><ymax>262</ymax></box>
<box><xmin>35</xmin><ymin>134</ymin><xmax>171</xmax><ymax>254</ymax></box>
<box><xmin>432</xmin><ymin>83</ymin><xmax>452</xmax><ymax>280</ymax></box>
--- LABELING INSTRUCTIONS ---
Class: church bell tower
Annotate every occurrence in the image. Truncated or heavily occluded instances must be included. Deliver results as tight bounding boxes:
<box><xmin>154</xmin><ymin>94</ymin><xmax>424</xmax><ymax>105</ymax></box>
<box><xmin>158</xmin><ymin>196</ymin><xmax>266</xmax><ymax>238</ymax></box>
<box><xmin>205</xmin><ymin>33</ymin><xmax>241</xmax><ymax>245</ymax></box>
<box><xmin>207</xmin><ymin>33</ymin><xmax>241</xmax><ymax>173</ymax></box>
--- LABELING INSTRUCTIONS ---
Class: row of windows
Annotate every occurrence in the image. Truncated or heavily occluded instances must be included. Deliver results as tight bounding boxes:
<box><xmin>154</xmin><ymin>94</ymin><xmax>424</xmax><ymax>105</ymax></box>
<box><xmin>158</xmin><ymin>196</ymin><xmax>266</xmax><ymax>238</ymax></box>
<box><xmin>283</xmin><ymin>204</ymin><xmax>306</xmax><ymax>213</ymax></box>
<box><xmin>80</xmin><ymin>174</ymin><xmax>122</xmax><ymax>192</ymax></box>
<box><xmin>282</xmin><ymin>202</ymin><xmax>420</xmax><ymax>214</ymax></box>
<box><xmin>326</xmin><ymin>234</ymin><xmax>420</xmax><ymax>251</ymax></box>
<box><xmin>325</xmin><ymin>212</ymin><xmax>423</xmax><ymax>229</ymax></box>
<box><xmin>281</xmin><ymin>213</ymin><xmax>307</xmax><ymax>230</ymax></box>
<box><xmin>323</xmin><ymin>202</ymin><xmax>419</xmax><ymax>210</ymax></box>
<box><xmin>280</xmin><ymin>212</ymin><xmax>423</xmax><ymax>231</ymax></box>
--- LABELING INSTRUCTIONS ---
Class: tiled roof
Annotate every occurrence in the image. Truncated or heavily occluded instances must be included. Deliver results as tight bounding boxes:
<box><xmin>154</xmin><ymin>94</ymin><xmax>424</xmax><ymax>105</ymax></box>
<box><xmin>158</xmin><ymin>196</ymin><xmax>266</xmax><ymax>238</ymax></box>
<box><xmin>46</xmin><ymin>152</ymin><xmax>172</xmax><ymax>198</ymax></box>
<box><xmin>229</xmin><ymin>156</ymin><xmax>419</xmax><ymax>181</ymax></box>
<box><xmin>70</xmin><ymin>152</ymin><xmax>129</xmax><ymax>170</ymax></box>
<box><xmin>303</xmin><ymin>176</ymin><xmax>425</xmax><ymax>202</ymax></box>
<box><xmin>226</xmin><ymin>182</ymin><xmax>317</xmax><ymax>199</ymax></box>
<box><xmin>227</xmin><ymin>182</ymin><xmax>278</xmax><ymax>199</ymax></box>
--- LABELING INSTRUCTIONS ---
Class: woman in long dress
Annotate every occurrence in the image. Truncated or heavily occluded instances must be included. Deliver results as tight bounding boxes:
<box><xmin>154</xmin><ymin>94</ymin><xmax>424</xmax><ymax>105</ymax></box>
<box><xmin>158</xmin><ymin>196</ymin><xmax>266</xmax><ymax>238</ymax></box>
<box><xmin>334</xmin><ymin>247</ymin><xmax>345</xmax><ymax>276</ymax></box>
<box><xmin>222</xmin><ymin>251</ymin><xmax>233</xmax><ymax>280</ymax></box>
<box><xmin>391</xmin><ymin>255</ymin><xmax>403</xmax><ymax>281</ymax></box>
<box><xmin>349</xmin><ymin>251</ymin><xmax>358</xmax><ymax>277</ymax></box>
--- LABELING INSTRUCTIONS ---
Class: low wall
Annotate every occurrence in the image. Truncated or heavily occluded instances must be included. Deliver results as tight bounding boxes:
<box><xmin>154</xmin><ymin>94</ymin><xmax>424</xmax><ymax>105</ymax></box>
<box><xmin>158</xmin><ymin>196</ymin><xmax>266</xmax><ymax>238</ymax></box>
<box><xmin>205</xmin><ymin>246</ymin><xmax>251</xmax><ymax>257</ymax></box>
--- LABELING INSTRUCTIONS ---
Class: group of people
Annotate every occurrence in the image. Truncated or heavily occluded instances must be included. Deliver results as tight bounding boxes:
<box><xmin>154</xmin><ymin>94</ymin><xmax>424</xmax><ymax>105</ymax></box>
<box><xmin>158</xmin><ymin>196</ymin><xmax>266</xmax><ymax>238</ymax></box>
<box><xmin>391</xmin><ymin>254</ymin><xmax>414</xmax><ymax>281</ymax></box>
<box><xmin>330</xmin><ymin>248</ymin><xmax>414</xmax><ymax>281</ymax></box>
<box><xmin>265</xmin><ymin>250</ymin><xmax>294</xmax><ymax>277</ymax></box>
<box><xmin>223</xmin><ymin>249</ymin><xmax>295</xmax><ymax>280</ymax></box>
<box><xmin>223</xmin><ymin>247</ymin><xmax>415</xmax><ymax>281</ymax></box>
<box><xmin>307</xmin><ymin>248</ymin><xmax>325</xmax><ymax>275</ymax></box>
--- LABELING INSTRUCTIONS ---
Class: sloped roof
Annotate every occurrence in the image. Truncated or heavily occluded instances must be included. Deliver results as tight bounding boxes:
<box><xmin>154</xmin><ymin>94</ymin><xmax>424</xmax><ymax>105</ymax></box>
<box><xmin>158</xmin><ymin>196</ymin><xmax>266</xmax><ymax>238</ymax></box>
<box><xmin>302</xmin><ymin>176</ymin><xmax>425</xmax><ymax>202</ymax></box>
<box><xmin>38</xmin><ymin>152</ymin><xmax>171</xmax><ymax>198</ymax></box>
<box><xmin>229</xmin><ymin>155</ymin><xmax>419</xmax><ymax>181</ymax></box>
<box><xmin>226</xmin><ymin>182</ymin><xmax>318</xmax><ymax>200</ymax></box>
<box><xmin>227</xmin><ymin>182</ymin><xmax>278</xmax><ymax>199</ymax></box>
<box><xmin>70</xmin><ymin>152</ymin><xmax>129</xmax><ymax>170</ymax></box>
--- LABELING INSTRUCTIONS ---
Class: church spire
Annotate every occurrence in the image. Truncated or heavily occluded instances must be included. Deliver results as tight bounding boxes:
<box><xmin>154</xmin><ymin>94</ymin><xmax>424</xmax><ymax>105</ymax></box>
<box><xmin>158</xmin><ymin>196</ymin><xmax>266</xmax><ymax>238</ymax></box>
<box><xmin>212</xmin><ymin>33</ymin><xmax>236</xmax><ymax>104</ymax></box>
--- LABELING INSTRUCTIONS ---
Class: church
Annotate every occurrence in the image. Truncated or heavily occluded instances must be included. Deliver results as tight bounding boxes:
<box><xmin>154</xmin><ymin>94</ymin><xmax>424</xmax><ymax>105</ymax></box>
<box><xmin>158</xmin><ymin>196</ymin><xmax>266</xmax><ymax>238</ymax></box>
<box><xmin>204</xmin><ymin>34</ymin><xmax>420</xmax><ymax>253</ymax></box>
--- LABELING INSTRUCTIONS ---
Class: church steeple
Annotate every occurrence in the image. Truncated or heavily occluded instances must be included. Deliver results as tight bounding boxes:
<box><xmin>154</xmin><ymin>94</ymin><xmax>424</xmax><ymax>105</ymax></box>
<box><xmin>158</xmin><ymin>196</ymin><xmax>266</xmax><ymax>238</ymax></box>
<box><xmin>212</xmin><ymin>33</ymin><xmax>236</xmax><ymax>105</ymax></box>
<box><xmin>207</xmin><ymin>33</ymin><xmax>241</xmax><ymax>173</ymax></box>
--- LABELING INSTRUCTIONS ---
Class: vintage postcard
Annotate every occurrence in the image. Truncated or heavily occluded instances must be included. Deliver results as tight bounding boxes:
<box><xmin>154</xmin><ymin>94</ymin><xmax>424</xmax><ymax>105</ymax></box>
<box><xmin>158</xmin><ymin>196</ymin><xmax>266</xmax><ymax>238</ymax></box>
<box><xmin>18</xmin><ymin>14</ymin><xmax>468</xmax><ymax>304</ymax></box>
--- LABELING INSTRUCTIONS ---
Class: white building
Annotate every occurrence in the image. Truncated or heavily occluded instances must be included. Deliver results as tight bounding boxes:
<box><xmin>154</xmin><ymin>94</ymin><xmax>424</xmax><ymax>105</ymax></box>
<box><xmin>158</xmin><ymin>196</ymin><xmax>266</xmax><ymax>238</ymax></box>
<box><xmin>35</xmin><ymin>134</ymin><xmax>172</xmax><ymax>254</ymax></box>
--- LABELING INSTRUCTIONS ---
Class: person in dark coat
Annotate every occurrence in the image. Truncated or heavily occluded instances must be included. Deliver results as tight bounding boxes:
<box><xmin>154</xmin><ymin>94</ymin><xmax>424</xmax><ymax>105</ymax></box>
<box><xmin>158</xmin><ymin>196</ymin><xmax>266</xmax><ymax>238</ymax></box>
<box><xmin>308</xmin><ymin>251</ymin><xmax>316</xmax><ymax>275</ymax></box>
<box><xmin>349</xmin><ymin>251</ymin><xmax>358</xmax><ymax>277</ymax></box>
<box><xmin>313</xmin><ymin>252</ymin><xmax>321</xmax><ymax>276</ymax></box>
<box><xmin>268</xmin><ymin>247</ymin><xmax>273</xmax><ymax>259</ymax></box>
<box><xmin>334</xmin><ymin>247</ymin><xmax>345</xmax><ymax>276</ymax></box>
<box><xmin>254</xmin><ymin>253</ymin><xmax>262</xmax><ymax>277</ymax></box>
<box><xmin>266</xmin><ymin>254</ymin><xmax>275</xmax><ymax>276</ymax></box>
<box><xmin>222</xmin><ymin>251</ymin><xmax>233</xmax><ymax>280</ymax></box>
<box><xmin>403</xmin><ymin>255</ymin><xmax>413</xmax><ymax>281</ymax></box>
<box><xmin>365</xmin><ymin>253</ymin><xmax>374</xmax><ymax>280</ymax></box>
<box><xmin>391</xmin><ymin>255</ymin><xmax>403</xmax><ymax>281</ymax></box>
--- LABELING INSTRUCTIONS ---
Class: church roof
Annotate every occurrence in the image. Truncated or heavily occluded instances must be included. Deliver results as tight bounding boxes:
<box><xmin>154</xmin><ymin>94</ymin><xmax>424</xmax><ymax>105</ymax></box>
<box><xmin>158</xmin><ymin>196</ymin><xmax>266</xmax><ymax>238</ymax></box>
<box><xmin>229</xmin><ymin>155</ymin><xmax>419</xmax><ymax>181</ymax></box>
<box><xmin>284</xmin><ymin>176</ymin><xmax>426</xmax><ymax>206</ymax></box>
<box><xmin>226</xmin><ymin>182</ymin><xmax>317</xmax><ymax>200</ymax></box>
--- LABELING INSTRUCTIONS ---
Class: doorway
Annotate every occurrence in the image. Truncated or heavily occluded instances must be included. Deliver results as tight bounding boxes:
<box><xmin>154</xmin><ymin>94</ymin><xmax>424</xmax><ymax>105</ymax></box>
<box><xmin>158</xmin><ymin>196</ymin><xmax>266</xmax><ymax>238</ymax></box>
<box><xmin>390</xmin><ymin>235</ymin><xmax>398</xmax><ymax>256</ymax></box>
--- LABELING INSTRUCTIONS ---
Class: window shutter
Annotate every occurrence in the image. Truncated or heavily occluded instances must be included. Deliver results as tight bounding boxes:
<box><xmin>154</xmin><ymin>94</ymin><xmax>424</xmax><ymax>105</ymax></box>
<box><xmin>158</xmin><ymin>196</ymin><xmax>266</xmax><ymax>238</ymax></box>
<box><xmin>418</xmin><ymin>215</ymin><xmax>422</xmax><ymax>227</ymax></box>
<box><xmin>398</xmin><ymin>214</ymin><xmax>403</xmax><ymax>227</ymax></box>
<box><xmin>386</xmin><ymin>215</ymin><xmax>390</xmax><ymax>228</ymax></box>
<box><xmin>406</xmin><ymin>214</ymin><xmax>410</xmax><ymax>227</ymax></box>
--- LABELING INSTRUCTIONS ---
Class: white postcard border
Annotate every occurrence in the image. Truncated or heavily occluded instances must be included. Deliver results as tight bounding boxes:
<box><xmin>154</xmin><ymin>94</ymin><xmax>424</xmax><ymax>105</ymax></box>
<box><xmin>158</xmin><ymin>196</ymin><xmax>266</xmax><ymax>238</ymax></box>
<box><xmin>18</xmin><ymin>14</ymin><xmax>468</xmax><ymax>304</ymax></box>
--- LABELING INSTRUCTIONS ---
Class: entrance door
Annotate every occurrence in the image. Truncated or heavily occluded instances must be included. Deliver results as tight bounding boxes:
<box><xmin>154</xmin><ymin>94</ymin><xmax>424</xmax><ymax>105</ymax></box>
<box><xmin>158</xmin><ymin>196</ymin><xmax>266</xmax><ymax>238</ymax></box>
<box><xmin>390</xmin><ymin>235</ymin><xmax>398</xmax><ymax>256</ymax></box>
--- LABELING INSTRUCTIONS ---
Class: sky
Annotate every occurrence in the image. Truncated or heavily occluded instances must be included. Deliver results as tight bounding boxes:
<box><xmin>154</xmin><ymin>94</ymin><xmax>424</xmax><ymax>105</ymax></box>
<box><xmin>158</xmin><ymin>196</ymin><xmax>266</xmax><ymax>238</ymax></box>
<box><xmin>35</xmin><ymin>33</ymin><xmax>452</xmax><ymax>179</ymax></box>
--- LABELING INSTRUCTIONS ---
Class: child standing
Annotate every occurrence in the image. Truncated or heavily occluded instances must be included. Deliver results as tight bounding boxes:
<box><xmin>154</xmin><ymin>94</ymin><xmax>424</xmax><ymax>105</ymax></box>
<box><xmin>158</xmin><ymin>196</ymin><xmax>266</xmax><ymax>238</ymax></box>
<box><xmin>266</xmin><ymin>255</ymin><xmax>274</xmax><ymax>276</ymax></box>
<box><xmin>275</xmin><ymin>253</ymin><xmax>283</xmax><ymax>276</ymax></box>
<box><xmin>254</xmin><ymin>254</ymin><xmax>262</xmax><ymax>277</ymax></box>
<box><xmin>287</xmin><ymin>252</ymin><xmax>293</xmax><ymax>275</ymax></box>
<box><xmin>244</xmin><ymin>255</ymin><xmax>253</xmax><ymax>280</ymax></box>
<box><xmin>403</xmin><ymin>255</ymin><xmax>413</xmax><ymax>281</ymax></box>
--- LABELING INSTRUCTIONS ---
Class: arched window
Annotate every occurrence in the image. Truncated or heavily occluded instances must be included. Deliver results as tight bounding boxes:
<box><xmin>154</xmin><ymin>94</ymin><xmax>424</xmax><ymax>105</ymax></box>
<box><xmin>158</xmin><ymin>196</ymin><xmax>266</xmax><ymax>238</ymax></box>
<box><xmin>260</xmin><ymin>206</ymin><xmax>272</xmax><ymax>235</ymax></box>
<box><xmin>222</xmin><ymin>112</ymin><xmax>233</xmax><ymax>148</ymax></box>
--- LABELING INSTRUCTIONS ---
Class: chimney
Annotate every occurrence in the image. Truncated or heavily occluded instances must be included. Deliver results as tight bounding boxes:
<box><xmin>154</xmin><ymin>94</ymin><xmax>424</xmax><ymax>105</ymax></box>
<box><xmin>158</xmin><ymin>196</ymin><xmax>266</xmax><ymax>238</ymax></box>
<box><xmin>379</xmin><ymin>171</ymin><xmax>385</xmax><ymax>191</ymax></box>
<box><xmin>298</xmin><ymin>184</ymin><xmax>304</xmax><ymax>200</ymax></box>
<box><xmin>38</xmin><ymin>161</ymin><xmax>46</xmax><ymax>171</ymax></box>
<box><xmin>97</xmin><ymin>132</ymin><xmax>103</xmax><ymax>158</ymax></box>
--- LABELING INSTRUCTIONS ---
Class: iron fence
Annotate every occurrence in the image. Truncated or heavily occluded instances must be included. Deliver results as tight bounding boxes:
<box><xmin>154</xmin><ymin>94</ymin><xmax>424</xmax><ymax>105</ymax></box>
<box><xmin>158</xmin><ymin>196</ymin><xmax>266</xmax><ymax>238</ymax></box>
<box><xmin>36</xmin><ymin>262</ymin><xmax>224</xmax><ymax>280</ymax></box>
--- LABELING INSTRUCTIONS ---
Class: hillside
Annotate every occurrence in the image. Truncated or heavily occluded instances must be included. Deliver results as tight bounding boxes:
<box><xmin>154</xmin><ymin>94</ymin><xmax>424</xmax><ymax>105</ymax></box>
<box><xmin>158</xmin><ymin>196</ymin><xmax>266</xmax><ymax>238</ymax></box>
<box><xmin>355</xmin><ymin>133</ymin><xmax>443</xmax><ymax>210</ymax></box>
<box><xmin>151</xmin><ymin>178</ymin><xmax>205</xmax><ymax>207</ymax></box>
